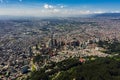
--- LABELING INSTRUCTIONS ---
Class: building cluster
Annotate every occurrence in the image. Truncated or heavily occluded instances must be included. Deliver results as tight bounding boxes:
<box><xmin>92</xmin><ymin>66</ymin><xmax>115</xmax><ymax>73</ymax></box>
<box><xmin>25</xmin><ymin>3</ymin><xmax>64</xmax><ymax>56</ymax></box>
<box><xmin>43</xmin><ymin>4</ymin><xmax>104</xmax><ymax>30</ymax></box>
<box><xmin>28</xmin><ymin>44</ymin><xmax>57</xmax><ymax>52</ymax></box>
<box><xmin>0</xmin><ymin>17</ymin><xmax>120</xmax><ymax>79</ymax></box>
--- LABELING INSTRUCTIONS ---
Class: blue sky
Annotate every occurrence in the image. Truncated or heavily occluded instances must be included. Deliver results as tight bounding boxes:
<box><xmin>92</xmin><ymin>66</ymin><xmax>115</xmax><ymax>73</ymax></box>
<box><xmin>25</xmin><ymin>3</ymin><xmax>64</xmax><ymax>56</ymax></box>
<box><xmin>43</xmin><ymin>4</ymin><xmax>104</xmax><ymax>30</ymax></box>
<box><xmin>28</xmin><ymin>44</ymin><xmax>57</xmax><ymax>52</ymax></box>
<box><xmin>0</xmin><ymin>0</ymin><xmax>120</xmax><ymax>17</ymax></box>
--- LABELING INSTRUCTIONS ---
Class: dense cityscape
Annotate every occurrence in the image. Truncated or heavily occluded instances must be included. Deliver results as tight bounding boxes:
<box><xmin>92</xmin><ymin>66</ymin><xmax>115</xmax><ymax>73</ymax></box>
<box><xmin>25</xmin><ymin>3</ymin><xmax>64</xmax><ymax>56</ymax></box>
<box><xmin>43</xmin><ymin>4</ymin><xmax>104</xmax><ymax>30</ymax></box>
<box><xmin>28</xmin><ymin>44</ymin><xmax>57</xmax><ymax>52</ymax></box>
<box><xmin>0</xmin><ymin>0</ymin><xmax>120</xmax><ymax>80</ymax></box>
<box><xmin>0</xmin><ymin>14</ymin><xmax>120</xmax><ymax>79</ymax></box>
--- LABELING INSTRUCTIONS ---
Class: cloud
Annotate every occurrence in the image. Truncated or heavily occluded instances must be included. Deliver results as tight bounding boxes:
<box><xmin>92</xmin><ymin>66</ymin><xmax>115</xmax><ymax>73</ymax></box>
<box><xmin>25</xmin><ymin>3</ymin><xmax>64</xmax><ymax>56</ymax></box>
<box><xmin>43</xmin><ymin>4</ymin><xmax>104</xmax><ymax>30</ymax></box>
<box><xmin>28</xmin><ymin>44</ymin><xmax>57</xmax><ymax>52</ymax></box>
<box><xmin>0</xmin><ymin>3</ymin><xmax>117</xmax><ymax>17</ymax></box>
<box><xmin>53</xmin><ymin>9</ymin><xmax>60</xmax><ymax>12</ymax></box>
<box><xmin>111</xmin><ymin>11</ymin><xmax>120</xmax><ymax>13</ymax></box>
<box><xmin>0</xmin><ymin>8</ymin><xmax>103</xmax><ymax>17</ymax></box>
<box><xmin>43</xmin><ymin>4</ymin><xmax>61</xmax><ymax>15</ymax></box>
<box><xmin>60</xmin><ymin>6</ymin><xmax>64</xmax><ymax>8</ymax></box>
<box><xmin>93</xmin><ymin>11</ymin><xmax>105</xmax><ymax>14</ymax></box>
<box><xmin>44</xmin><ymin>4</ymin><xmax>54</xmax><ymax>9</ymax></box>
<box><xmin>44</xmin><ymin>4</ymin><xmax>65</xmax><ymax>9</ymax></box>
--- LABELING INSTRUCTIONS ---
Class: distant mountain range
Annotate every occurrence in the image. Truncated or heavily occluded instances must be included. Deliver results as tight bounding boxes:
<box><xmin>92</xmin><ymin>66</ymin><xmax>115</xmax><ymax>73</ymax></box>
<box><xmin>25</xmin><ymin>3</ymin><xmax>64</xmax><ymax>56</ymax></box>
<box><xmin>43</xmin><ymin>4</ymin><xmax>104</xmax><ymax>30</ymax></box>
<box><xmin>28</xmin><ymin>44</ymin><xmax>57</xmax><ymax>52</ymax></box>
<box><xmin>94</xmin><ymin>13</ymin><xmax>120</xmax><ymax>18</ymax></box>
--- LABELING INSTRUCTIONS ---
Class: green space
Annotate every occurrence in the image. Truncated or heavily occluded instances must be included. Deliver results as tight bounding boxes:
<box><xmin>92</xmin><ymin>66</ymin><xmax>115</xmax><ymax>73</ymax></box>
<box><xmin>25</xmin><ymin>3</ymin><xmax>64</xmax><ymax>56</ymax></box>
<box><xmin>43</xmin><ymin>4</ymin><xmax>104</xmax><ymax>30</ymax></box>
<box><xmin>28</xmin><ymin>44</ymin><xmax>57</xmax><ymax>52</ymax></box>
<box><xmin>20</xmin><ymin>56</ymin><xmax>120</xmax><ymax>80</ymax></box>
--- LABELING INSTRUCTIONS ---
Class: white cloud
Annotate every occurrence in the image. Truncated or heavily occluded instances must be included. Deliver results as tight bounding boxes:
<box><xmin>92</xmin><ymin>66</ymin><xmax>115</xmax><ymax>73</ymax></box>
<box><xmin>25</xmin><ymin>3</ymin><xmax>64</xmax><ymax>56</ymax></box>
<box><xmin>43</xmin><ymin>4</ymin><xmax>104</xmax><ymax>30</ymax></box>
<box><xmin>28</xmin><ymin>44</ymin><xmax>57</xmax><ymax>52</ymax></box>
<box><xmin>57</xmin><ymin>4</ymin><xmax>66</xmax><ymax>8</ymax></box>
<box><xmin>60</xmin><ymin>5</ymin><xmax>65</xmax><ymax>8</ymax></box>
<box><xmin>93</xmin><ymin>11</ymin><xmax>105</xmax><ymax>14</ymax></box>
<box><xmin>43</xmin><ymin>4</ymin><xmax>65</xmax><ymax>10</ymax></box>
<box><xmin>44</xmin><ymin>4</ymin><xmax>54</xmax><ymax>9</ymax></box>
<box><xmin>111</xmin><ymin>11</ymin><xmax>120</xmax><ymax>13</ymax></box>
<box><xmin>43</xmin><ymin>4</ymin><xmax>61</xmax><ymax>15</ymax></box>
<box><xmin>0</xmin><ymin>8</ymin><xmax>104</xmax><ymax>17</ymax></box>
<box><xmin>0</xmin><ymin>4</ymin><xmax>118</xmax><ymax>17</ymax></box>
<box><xmin>53</xmin><ymin>9</ymin><xmax>60</xmax><ymax>12</ymax></box>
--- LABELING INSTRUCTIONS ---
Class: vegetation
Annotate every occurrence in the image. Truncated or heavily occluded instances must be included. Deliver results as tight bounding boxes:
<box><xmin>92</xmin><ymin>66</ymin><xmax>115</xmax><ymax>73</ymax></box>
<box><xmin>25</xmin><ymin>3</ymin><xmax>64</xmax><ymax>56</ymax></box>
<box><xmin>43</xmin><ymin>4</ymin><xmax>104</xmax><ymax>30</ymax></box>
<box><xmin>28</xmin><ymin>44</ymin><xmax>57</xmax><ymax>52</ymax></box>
<box><xmin>98</xmin><ymin>40</ymin><xmax>120</xmax><ymax>55</ymax></box>
<box><xmin>52</xmin><ymin>57</ymin><xmax>120</xmax><ymax>80</ymax></box>
<box><xmin>22</xmin><ymin>56</ymin><xmax>120</xmax><ymax>80</ymax></box>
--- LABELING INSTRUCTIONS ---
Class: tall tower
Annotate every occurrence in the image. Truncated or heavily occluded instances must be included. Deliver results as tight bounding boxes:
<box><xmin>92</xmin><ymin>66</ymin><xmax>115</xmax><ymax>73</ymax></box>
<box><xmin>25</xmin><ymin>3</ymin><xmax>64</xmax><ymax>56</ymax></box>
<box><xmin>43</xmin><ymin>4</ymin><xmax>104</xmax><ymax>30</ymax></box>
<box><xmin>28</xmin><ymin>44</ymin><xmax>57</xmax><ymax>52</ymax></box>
<box><xmin>49</xmin><ymin>32</ymin><xmax>55</xmax><ymax>48</ymax></box>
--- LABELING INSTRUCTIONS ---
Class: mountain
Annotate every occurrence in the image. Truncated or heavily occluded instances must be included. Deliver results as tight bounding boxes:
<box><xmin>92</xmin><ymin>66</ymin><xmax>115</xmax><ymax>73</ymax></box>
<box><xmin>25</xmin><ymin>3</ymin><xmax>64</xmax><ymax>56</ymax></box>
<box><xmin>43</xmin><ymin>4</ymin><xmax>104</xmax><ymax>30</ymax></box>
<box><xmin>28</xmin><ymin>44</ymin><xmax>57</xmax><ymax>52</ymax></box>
<box><xmin>94</xmin><ymin>13</ymin><xmax>120</xmax><ymax>18</ymax></box>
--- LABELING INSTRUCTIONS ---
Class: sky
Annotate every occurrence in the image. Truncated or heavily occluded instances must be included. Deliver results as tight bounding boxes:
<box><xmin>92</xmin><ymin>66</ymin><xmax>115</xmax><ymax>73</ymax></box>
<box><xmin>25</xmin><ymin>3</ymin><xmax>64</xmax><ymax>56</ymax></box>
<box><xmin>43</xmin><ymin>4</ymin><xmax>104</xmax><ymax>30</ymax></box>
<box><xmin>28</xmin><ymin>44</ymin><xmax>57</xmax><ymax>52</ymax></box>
<box><xmin>0</xmin><ymin>0</ymin><xmax>120</xmax><ymax>17</ymax></box>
